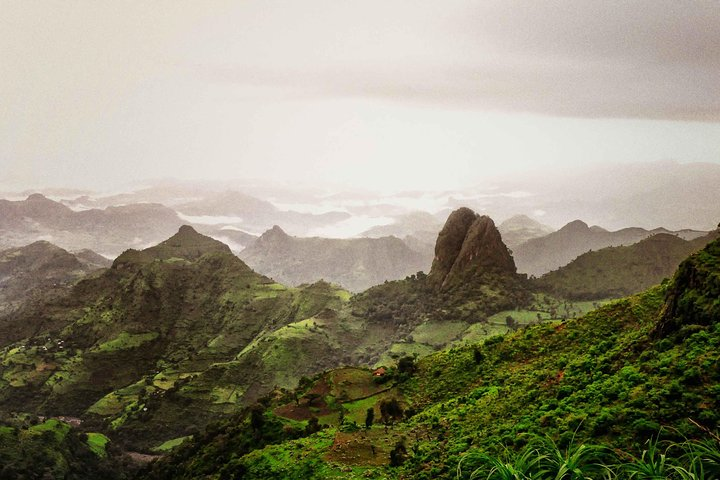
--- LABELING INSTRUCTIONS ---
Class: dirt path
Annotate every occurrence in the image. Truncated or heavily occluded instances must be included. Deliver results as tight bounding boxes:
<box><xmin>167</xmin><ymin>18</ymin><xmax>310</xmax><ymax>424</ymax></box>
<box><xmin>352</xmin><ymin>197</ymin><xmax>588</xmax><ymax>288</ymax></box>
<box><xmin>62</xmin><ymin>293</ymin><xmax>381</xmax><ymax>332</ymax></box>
<box><xmin>126</xmin><ymin>451</ymin><xmax>163</xmax><ymax>464</ymax></box>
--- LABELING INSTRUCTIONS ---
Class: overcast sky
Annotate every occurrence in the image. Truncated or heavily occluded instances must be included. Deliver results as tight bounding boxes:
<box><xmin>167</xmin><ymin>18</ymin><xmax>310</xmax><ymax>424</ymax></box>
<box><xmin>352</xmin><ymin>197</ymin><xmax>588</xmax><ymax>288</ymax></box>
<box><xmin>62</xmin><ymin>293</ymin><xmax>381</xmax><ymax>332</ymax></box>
<box><xmin>2</xmin><ymin>1</ymin><xmax>720</xmax><ymax>192</ymax></box>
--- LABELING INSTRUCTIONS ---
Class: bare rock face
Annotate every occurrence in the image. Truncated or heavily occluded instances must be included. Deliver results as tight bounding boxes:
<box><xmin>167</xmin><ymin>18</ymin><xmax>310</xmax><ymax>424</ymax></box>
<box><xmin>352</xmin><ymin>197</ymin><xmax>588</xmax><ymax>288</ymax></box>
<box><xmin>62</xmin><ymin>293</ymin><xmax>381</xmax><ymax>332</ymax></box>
<box><xmin>428</xmin><ymin>208</ymin><xmax>517</xmax><ymax>291</ymax></box>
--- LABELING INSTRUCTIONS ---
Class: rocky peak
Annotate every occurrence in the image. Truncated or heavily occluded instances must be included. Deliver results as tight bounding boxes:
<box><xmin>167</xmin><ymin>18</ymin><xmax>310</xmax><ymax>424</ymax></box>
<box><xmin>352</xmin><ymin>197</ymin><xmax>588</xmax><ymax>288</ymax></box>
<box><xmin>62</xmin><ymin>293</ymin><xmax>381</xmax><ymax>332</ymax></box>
<box><xmin>428</xmin><ymin>208</ymin><xmax>517</xmax><ymax>290</ymax></box>
<box><xmin>113</xmin><ymin>225</ymin><xmax>232</xmax><ymax>267</ymax></box>
<box><xmin>154</xmin><ymin>225</ymin><xmax>232</xmax><ymax>258</ymax></box>
<box><xmin>258</xmin><ymin>225</ymin><xmax>291</xmax><ymax>243</ymax></box>
<box><xmin>268</xmin><ymin>225</ymin><xmax>289</xmax><ymax>237</ymax></box>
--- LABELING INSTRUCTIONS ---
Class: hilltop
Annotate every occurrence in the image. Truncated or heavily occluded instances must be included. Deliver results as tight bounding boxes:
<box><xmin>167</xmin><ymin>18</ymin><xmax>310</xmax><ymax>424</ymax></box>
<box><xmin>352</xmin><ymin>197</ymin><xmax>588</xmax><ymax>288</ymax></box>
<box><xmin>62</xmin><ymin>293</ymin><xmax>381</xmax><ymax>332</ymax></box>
<box><xmin>0</xmin><ymin>226</ymin><xmax>353</xmax><ymax>447</ymax></box>
<box><xmin>497</xmin><ymin>214</ymin><xmax>554</xmax><ymax>250</ymax></box>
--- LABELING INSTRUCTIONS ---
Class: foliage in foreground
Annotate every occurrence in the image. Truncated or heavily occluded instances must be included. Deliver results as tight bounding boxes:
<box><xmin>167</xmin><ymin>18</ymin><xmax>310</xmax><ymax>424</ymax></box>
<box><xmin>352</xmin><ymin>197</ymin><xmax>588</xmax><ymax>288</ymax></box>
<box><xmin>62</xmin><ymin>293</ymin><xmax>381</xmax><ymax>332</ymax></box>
<box><xmin>456</xmin><ymin>434</ymin><xmax>720</xmax><ymax>480</ymax></box>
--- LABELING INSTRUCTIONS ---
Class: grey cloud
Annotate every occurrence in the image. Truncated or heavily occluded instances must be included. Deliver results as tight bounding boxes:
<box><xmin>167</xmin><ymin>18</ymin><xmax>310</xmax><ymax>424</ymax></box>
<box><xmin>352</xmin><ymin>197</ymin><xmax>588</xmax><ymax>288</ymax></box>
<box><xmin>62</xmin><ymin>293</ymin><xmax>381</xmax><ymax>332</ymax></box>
<box><xmin>200</xmin><ymin>0</ymin><xmax>720</xmax><ymax>120</ymax></box>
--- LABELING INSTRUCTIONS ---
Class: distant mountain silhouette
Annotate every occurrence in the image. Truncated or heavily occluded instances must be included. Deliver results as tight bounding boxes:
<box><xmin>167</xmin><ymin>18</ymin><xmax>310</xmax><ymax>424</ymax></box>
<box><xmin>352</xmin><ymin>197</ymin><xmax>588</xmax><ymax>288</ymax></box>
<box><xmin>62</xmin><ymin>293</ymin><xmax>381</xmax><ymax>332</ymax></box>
<box><xmin>239</xmin><ymin>226</ymin><xmax>427</xmax><ymax>292</ymax></box>
<box><xmin>0</xmin><ymin>241</ymin><xmax>108</xmax><ymax>316</ymax></box>
<box><xmin>498</xmin><ymin>214</ymin><xmax>554</xmax><ymax>250</ymax></box>
<box><xmin>175</xmin><ymin>190</ymin><xmax>351</xmax><ymax>236</ymax></box>
<box><xmin>0</xmin><ymin>194</ymin><xmax>185</xmax><ymax>256</ymax></box>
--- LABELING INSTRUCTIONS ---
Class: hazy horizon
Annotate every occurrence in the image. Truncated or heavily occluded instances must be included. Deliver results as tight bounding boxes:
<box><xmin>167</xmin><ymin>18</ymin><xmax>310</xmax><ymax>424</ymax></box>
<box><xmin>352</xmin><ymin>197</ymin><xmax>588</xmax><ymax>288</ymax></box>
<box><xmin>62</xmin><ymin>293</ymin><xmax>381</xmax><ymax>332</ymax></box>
<box><xmin>2</xmin><ymin>157</ymin><xmax>719</xmax><ymax>233</ymax></box>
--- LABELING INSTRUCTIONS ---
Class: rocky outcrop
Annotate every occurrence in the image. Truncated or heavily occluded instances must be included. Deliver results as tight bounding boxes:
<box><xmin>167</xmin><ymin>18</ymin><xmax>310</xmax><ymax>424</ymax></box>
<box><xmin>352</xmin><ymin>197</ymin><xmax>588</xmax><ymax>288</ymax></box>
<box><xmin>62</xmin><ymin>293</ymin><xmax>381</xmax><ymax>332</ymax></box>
<box><xmin>428</xmin><ymin>208</ymin><xmax>517</xmax><ymax>291</ymax></box>
<box><xmin>654</xmin><ymin>236</ymin><xmax>720</xmax><ymax>338</ymax></box>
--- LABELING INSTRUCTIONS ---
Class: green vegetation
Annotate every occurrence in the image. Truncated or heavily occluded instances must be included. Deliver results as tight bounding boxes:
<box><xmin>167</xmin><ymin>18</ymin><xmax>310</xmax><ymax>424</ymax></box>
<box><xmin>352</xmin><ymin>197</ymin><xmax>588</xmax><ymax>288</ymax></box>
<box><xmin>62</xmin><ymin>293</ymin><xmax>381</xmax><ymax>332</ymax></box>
<box><xmin>0</xmin><ymin>418</ymin><xmax>121</xmax><ymax>479</ymax></box>
<box><xmin>456</xmin><ymin>435</ymin><xmax>720</xmax><ymax>479</ymax></box>
<box><xmin>534</xmin><ymin>232</ymin><xmax>716</xmax><ymax>300</ymax></box>
<box><xmin>3</xmin><ymin>218</ymin><xmax>719</xmax><ymax>479</ymax></box>
<box><xmin>94</xmin><ymin>332</ymin><xmax>159</xmax><ymax>352</ymax></box>
<box><xmin>141</xmin><ymin>238</ymin><xmax>720</xmax><ymax>480</ymax></box>
<box><xmin>151</xmin><ymin>435</ymin><xmax>192</xmax><ymax>453</ymax></box>
<box><xmin>86</xmin><ymin>432</ymin><xmax>110</xmax><ymax>457</ymax></box>
<box><xmin>0</xmin><ymin>229</ymin><xmax>373</xmax><ymax>451</ymax></box>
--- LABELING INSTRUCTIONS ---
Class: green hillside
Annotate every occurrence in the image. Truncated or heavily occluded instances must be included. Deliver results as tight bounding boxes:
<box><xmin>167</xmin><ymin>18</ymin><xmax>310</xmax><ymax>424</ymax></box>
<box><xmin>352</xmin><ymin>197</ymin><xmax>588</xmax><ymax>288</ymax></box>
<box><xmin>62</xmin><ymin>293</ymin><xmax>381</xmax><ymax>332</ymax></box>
<box><xmin>0</xmin><ymin>213</ymin><xmax>536</xmax><ymax>458</ymax></box>
<box><xmin>535</xmin><ymin>231</ymin><xmax>718</xmax><ymax>300</ymax></box>
<box><xmin>0</xmin><ymin>417</ymin><xmax>122</xmax><ymax>479</ymax></box>
<box><xmin>3</xmin><ymin>214</ymin><xmax>717</xmax><ymax>479</ymax></box>
<box><xmin>0</xmin><ymin>227</ymin><xmax>358</xmax><ymax>451</ymax></box>
<box><xmin>142</xmin><ymin>237</ymin><xmax>720</xmax><ymax>479</ymax></box>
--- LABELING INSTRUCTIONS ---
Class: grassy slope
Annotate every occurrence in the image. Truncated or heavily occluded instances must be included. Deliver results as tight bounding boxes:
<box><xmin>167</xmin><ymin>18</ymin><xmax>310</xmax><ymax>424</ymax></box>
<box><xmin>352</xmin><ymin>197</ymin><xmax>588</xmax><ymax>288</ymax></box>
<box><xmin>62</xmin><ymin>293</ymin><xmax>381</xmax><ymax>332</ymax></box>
<box><xmin>144</xmin><ymin>239</ymin><xmax>720</xmax><ymax>479</ymax></box>
<box><xmin>534</xmin><ymin>232</ymin><xmax>718</xmax><ymax>300</ymax></box>
<box><xmin>0</xmin><ymin>238</ymin><xmax>537</xmax><ymax>455</ymax></box>
<box><xmin>0</xmin><ymin>418</ymin><xmax>120</xmax><ymax>479</ymax></box>
<box><xmin>0</xmin><ymin>246</ymin><xmax>357</xmax><ymax>450</ymax></box>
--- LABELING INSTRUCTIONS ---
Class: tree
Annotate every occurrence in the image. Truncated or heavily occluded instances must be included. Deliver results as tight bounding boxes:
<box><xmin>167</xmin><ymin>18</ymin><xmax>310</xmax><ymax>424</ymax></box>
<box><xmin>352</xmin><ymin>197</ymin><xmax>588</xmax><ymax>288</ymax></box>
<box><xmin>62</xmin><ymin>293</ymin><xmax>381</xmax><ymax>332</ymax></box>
<box><xmin>389</xmin><ymin>439</ymin><xmax>408</xmax><ymax>467</ymax></box>
<box><xmin>305</xmin><ymin>416</ymin><xmax>321</xmax><ymax>435</ymax></box>
<box><xmin>250</xmin><ymin>404</ymin><xmax>265</xmax><ymax>433</ymax></box>
<box><xmin>397</xmin><ymin>356</ymin><xmax>416</xmax><ymax>375</ymax></box>
<box><xmin>380</xmin><ymin>399</ymin><xmax>404</xmax><ymax>425</ymax></box>
<box><xmin>473</xmin><ymin>347</ymin><xmax>484</xmax><ymax>364</ymax></box>
<box><xmin>305</xmin><ymin>392</ymin><xmax>321</xmax><ymax>407</ymax></box>
<box><xmin>365</xmin><ymin>408</ymin><xmax>374</xmax><ymax>429</ymax></box>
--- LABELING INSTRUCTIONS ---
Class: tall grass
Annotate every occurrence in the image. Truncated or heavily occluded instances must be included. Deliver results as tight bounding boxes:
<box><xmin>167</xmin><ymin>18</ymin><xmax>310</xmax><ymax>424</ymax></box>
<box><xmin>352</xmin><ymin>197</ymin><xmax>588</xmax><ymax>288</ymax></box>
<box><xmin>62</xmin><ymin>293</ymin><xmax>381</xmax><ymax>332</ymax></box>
<box><xmin>456</xmin><ymin>434</ymin><xmax>720</xmax><ymax>480</ymax></box>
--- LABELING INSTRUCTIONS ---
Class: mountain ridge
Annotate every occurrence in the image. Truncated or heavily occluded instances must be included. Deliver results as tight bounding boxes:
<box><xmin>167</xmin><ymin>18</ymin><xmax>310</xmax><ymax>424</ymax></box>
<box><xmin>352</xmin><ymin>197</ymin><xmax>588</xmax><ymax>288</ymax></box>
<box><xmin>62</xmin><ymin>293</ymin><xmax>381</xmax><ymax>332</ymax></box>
<box><xmin>535</xmin><ymin>230</ymin><xmax>719</xmax><ymax>300</ymax></box>
<box><xmin>240</xmin><ymin>226</ymin><xmax>429</xmax><ymax>292</ymax></box>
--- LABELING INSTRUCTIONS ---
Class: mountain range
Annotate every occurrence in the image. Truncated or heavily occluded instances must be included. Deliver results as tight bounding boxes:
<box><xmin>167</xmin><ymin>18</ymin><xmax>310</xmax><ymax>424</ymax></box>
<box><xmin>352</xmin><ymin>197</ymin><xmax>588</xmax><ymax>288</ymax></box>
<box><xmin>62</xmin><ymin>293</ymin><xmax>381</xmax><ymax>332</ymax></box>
<box><xmin>0</xmin><ymin>194</ymin><xmax>185</xmax><ymax>257</ymax></box>
<box><xmin>142</xmin><ymin>232</ymin><xmax>720</xmax><ymax>480</ymax></box>
<box><xmin>0</xmin><ymin>205</ymin><xmax>718</xmax><ymax>478</ymax></box>
<box><xmin>0</xmin><ymin>210</ymin><xmax>531</xmax><ymax>456</ymax></box>
<box><xmin>239</xmin><ymin>225</ymin><xmax>429</xmax><ymax>292</ymax></box>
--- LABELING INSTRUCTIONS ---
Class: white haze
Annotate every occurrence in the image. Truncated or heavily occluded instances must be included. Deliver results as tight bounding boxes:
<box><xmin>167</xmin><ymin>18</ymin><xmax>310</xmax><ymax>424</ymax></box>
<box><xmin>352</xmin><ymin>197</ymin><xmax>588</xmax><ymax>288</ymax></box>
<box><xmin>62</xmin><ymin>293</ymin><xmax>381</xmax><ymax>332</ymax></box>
<box><xmin>1</xmin><ymin>1</ymin><xmax>720</xmax><ymax>195</ymax></box>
